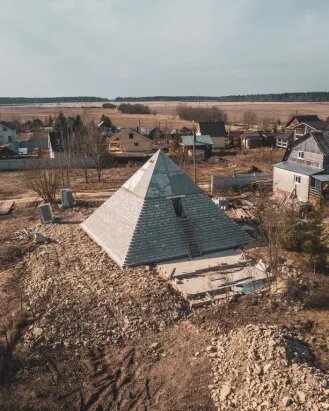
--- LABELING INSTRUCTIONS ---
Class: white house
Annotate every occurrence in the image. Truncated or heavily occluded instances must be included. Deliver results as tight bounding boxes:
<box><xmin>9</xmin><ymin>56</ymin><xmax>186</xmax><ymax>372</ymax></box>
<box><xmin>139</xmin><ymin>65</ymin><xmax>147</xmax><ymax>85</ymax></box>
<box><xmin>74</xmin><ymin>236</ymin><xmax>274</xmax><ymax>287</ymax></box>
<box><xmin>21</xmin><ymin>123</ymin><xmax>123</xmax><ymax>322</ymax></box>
<box><xmin>0</xmin><ymin>122</ymin><xmax>17</xmax><ymax>145</ymax></box>
<box><xmin>273</xmin><ymin>132</ymin><xmax>329</xmax><ymax>202</ymax></box>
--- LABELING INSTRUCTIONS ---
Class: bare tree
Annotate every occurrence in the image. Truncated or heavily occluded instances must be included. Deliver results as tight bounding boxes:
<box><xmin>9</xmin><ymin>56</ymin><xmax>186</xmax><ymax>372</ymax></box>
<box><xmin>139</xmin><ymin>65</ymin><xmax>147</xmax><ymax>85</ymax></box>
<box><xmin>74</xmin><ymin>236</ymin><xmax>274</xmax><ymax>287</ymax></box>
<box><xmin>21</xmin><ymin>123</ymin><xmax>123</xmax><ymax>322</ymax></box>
<box><xmin>26</xmin><ymin>166</ymin><xmax>61</xmax><ymax>203</ymax></box>
<box><xmin>243</xmin><ymin>111</ymin><xmax>257</xmax><ymax>128</ymax></box>
<box><xmin>87</xmin><ymin>121</ymin><xmax>109</xmax><ymax>182</ymax></box>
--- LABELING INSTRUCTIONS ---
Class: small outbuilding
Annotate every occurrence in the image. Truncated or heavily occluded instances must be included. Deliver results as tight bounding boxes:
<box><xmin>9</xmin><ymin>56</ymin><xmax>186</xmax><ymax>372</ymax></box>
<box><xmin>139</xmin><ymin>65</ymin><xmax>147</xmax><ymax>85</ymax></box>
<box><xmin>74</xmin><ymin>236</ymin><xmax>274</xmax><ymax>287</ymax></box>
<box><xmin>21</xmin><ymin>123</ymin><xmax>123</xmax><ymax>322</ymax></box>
<box><xmin>180</xmin><ymin>135</ymin><xmax>213</xmax><ymax>159</ymax></box>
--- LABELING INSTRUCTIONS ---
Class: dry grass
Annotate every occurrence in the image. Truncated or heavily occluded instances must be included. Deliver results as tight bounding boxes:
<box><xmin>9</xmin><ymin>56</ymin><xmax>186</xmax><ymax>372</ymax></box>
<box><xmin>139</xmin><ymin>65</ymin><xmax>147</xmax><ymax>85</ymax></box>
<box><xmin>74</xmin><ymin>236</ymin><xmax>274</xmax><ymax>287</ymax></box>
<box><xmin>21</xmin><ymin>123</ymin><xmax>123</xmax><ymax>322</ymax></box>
<box><xmin>1</xmin><ymin>100</ymin><xmax>329</xmax><ymax>127</ymax></box>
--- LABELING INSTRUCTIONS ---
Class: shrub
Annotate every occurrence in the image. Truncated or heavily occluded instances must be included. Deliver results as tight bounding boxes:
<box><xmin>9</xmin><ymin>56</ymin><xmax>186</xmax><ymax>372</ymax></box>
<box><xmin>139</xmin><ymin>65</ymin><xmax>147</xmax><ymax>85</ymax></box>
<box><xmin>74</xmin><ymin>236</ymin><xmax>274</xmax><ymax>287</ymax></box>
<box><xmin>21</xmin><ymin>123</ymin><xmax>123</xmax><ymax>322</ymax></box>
<box><xmin>177</xmin><ymin>104</ymin><xmax>227</xmax><ymax>122</ymax></box>
<box><xmin>117</xmin><ymin>103</ymin><xmax>151</xmax><ymax>115</ymax></box>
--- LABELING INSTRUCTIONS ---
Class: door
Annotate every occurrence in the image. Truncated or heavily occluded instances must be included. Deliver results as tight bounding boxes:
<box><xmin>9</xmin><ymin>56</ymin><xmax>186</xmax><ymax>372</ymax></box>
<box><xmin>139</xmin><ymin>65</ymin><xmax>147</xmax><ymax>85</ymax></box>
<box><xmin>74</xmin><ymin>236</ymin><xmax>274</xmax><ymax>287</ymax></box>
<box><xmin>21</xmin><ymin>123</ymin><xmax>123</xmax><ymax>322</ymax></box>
<box><xmin>171</xmin><ymin>197</ymin><xmax>183</xmax><ymax>217</ymax></box>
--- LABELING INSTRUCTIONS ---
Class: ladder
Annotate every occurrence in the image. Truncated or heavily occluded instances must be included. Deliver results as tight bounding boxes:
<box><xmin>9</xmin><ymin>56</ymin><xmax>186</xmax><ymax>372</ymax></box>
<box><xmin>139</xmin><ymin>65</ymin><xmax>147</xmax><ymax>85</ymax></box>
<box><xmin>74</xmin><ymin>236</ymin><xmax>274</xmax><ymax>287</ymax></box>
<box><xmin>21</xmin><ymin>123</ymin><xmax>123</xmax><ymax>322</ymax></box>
<box><xmin>179</xmin><ymin>218</ymin><xmax>201</xmax><ymax>259</ymax></box>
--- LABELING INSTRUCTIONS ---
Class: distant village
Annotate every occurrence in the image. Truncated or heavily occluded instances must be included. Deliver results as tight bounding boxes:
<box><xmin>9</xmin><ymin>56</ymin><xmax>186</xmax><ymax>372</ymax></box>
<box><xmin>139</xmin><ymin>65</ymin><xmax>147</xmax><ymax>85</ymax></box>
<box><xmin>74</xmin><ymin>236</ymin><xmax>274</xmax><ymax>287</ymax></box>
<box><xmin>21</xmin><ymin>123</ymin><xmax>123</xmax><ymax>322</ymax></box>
<box><xmin>1</xmin><ymin>109</ymin><xmax>329</xmax><ymax>204</ymax></box>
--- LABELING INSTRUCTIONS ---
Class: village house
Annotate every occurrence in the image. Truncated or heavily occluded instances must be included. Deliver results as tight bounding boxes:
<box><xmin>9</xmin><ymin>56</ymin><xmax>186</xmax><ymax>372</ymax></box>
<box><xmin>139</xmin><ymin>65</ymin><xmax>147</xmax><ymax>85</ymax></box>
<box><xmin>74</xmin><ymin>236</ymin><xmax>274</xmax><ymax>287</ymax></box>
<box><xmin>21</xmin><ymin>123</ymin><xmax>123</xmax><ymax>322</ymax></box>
<box><xmin>285</xmin><ymin>114</ymin><xmax>320</xmax><ymax>129</ymax></box>
<box><xmin>276</xmin><ymin>132</ymin><xmax>294</xmax><ymax>148</ymax></box>
<box><xmin>16</xmin><ymin>131</ymin><xmax>49</xmax><ymax>153</ymax></box>
<box><xmin>108</xmin><ymin>128</ymin><xmax>154</xmax><ymax>157</ymax></box>
<box><xmin>273</xmin><ymin>131</ymin><xmax>329</xmax><ymax>202</ymax></box>
<box><xmin>284</xmin><ymin>114</ymin><xmax>329</xmax><ymax>139</ymax></box>
<box><xmin>241</xmin><ymin>131</ymin><xmax>276</xmax><ymax>149</ymax></box>
<box><xmin>180</xmin><ymin>126</ymin><xmax>193</xmax><ymax>135</ymax></box>
<box><xmin>180</xmin><ymin>135</ymin><xmax>213</xmax><ymax>159</ymax></box>
<box><xmin>198</xmin><ymin>121</ymin><xmax>228</xmax><ymax>149</ymax></box>
<box><xmin>0</xmin><ymin>121</ymin><xmax>17</xmax><ymax>145</ymax></box>
<box><xmin>289</xmin><ymin>120</ymin><xmax>329</xmax><ymax>139</ymax></box>
<box><xmin>148</xmin><ymin>127</ymin><xmax>171</xmax><ymax>145</ymax></box>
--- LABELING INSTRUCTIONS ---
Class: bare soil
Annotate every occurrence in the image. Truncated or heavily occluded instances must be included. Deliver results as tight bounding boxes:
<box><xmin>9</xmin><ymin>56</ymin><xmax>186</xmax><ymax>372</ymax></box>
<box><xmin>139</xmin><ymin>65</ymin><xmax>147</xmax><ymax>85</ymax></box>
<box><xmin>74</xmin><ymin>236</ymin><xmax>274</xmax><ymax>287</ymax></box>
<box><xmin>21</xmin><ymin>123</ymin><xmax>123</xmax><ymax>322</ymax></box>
<box><xmin>0</xmin><ymin>151</ymin><xmax>328</xmax><ymax>410</ymax></box>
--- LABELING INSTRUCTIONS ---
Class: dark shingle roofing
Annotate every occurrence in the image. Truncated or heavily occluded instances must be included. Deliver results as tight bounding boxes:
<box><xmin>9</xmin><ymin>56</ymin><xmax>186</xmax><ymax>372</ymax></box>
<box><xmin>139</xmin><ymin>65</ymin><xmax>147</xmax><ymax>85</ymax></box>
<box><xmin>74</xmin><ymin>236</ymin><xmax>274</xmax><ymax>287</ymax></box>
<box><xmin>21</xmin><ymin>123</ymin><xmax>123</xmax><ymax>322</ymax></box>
<box><xmin>313</xmin><ymin>132</ymin><xmax>329</xmax><ymax>155</ymax></box>
<box><xmin>48</xmin><ymin>131</ymin><xmax>63</xmax><ymax>152</ymax></box>
<box><xmin>0</xmin><ymin>146</ymin><xmax>18</xmax><ymax>158</ymax></box>
<box><xmin>305</xmin><ymin>120</ymin><xmax>329</xmax><ymax>131</ymax></box>
<box><xmin>285</xmin><ymin>114</ymin><xmax>320</xmax><ymax>127</ymax></box>
<box><xmin>0</xmin><ymin>121</ymin><xmax>16</xmax><ymax>130</ymax></box>
<box><xmin>199</xmin><ymin>121</ymin><xmax>226</xmax><ymax>137</ymax></box>
<box><xmin>240</xmin><ymin>130</ymin><xmax>264</xmax><ymax>139</ymax></box>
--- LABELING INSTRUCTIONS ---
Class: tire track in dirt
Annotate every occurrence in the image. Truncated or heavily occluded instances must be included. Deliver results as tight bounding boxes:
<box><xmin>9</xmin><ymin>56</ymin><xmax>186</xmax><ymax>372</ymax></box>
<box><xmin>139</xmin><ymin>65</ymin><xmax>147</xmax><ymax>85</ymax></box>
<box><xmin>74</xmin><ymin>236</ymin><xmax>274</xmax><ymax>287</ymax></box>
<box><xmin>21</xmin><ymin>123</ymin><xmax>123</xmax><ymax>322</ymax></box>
<box><xmin>80</xmin><ymin>348</ymin><xmax>150</xmax><ymax>411</ymax></box>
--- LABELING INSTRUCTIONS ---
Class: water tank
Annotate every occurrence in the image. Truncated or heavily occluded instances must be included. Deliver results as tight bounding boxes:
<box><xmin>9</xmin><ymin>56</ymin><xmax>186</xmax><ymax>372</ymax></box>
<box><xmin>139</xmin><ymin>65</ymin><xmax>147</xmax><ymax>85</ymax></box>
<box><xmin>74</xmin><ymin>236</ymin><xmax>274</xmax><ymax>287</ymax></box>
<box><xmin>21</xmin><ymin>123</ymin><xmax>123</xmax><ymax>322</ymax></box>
<box><xmin>38</xmin><ymin>203</ymin><xmax>54</xmax><ymax>224</ymax></box>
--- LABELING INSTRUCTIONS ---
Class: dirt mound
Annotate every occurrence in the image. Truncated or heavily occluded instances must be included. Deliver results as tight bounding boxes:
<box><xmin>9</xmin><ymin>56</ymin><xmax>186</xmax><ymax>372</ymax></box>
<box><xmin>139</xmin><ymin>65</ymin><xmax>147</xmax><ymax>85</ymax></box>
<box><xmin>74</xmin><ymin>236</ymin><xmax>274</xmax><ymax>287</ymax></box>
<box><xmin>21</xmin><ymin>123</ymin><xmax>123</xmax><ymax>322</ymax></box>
<box><xmin>208</xmin><ymin>325</ymin><xmax>329</xmax><ymax>410</ymax></box>
<box><xmin>20</xmin><ymin>224</ymin><xmax>189</xmax><ymax>349</ymax></box>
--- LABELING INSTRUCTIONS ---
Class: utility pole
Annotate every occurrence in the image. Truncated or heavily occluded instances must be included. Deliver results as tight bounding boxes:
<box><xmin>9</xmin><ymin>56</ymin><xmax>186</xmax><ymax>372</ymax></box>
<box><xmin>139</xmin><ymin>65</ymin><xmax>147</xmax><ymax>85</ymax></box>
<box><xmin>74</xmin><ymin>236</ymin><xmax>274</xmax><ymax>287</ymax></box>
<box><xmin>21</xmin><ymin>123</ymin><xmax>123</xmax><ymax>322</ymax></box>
<box><xmin>193</xmin><ymin>120</ymin><xmax>196</xmax><ymax>183</ymax></box>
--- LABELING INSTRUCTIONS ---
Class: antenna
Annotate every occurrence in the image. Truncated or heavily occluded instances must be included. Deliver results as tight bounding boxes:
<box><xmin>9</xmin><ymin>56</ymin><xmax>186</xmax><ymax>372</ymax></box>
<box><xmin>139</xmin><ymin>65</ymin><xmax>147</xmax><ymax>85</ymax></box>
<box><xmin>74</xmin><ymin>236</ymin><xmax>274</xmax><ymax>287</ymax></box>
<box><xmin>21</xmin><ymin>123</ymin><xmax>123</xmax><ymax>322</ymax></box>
<box><xmin>193</xmin><ymin>120</ymin><xmax>196</xmax><ymax>183</ymax></box>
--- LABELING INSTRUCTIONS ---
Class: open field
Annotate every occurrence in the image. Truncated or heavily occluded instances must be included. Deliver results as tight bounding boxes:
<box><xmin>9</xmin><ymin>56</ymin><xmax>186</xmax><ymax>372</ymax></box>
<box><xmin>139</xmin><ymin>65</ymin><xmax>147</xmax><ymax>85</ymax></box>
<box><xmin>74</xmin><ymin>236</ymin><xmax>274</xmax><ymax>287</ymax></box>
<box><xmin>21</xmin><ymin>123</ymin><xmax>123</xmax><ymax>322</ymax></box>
<box><xmin>1</xmin><ymin>101</ymin><xmax>329</xmax><ymax>128</ymax></box>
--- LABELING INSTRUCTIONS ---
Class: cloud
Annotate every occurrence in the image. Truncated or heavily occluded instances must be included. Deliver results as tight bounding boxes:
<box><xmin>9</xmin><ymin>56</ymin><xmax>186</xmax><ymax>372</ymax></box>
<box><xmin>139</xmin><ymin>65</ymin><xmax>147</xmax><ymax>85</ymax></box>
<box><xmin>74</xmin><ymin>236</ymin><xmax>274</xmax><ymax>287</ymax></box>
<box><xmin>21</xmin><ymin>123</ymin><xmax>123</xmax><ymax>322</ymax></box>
<box><xmin>0</xmin><ymin>0</ymin><xmax>328</xmax><ymax>96</ymax></box>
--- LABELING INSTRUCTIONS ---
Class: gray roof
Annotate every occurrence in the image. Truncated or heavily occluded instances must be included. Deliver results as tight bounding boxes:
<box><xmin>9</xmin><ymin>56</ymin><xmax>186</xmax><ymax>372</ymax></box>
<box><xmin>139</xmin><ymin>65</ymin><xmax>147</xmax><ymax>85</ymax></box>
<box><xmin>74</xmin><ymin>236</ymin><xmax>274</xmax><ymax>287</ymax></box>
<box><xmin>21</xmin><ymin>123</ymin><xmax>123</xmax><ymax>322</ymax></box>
<box><xmin>181</xmin><ymin>135</ymin><xmax>213</xmax><ymax>146</ymax></box>
<box><xmin>313</xmin><ymin>174</ymin><xmax>329</xmax><ymax>182</ymax></box>
<box><xmin>81</xmin><ymin>149</ymin><xmax>249</xmax><ymax>267</ymax></box>
<box><xmin>122</xmin><ymin>149</ymin><xmax>202</xmax><ymax>198</ymax></box>
<box><xmin>274</xmin><ymin>161</ymin><xmax>323</xmax><ymax>176</ymax></box>
<box><xmin>285</xmin><ymin>115</ymin><xmax>320</xmax><ymax>127</ymax></box>
<box><xmin>313</xmin><ymin>132</ymin><xmax>329</xmax><ymax>155</ymax></box>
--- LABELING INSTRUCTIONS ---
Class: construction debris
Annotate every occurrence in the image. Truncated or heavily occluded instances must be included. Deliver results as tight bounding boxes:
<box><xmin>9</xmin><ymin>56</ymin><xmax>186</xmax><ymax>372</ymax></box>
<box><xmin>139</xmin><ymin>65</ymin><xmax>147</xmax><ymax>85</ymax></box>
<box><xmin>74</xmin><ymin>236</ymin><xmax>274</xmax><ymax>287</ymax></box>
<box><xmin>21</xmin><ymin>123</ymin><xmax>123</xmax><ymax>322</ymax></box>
<box><xmin>0</xmin><ymin>200</ymin><xmax>14</xmax><ymax>215</ymax></box>
<box><xmin>208</xmin><ymin>325</ymin><xmax>329</xmax><ymax>411</ymax></box>
<box><xmin>20</xmin><ymin>224</ymin><xmax>188</xmax><ymax>349</ymax></box>
<box><xmin>158</xmin><ymin>251</ymin><xmax>271</xmax><ymax>307</ymax></box>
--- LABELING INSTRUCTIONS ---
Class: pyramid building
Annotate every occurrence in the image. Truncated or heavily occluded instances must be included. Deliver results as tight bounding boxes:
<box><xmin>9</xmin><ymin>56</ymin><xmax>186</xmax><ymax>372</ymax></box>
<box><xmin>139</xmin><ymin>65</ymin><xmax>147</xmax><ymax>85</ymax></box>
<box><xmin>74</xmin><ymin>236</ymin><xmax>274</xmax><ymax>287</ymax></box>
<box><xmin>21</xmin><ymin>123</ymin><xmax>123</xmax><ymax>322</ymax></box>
<box><xmin>81</xmin><ymin>150</ymin><xmax>249</xmax><ymax>267</ymax></box>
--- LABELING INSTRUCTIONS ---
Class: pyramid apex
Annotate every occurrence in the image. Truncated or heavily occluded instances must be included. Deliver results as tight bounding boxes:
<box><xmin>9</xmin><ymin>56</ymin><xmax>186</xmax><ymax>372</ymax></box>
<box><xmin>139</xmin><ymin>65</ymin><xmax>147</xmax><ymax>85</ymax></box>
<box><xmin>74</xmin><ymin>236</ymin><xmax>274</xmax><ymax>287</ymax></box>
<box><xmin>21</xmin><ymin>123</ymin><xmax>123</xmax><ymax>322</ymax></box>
<box><xmin>122</xmin><ymin>149</ymin><xmax>202</xmax><ymax>199</ymax></box>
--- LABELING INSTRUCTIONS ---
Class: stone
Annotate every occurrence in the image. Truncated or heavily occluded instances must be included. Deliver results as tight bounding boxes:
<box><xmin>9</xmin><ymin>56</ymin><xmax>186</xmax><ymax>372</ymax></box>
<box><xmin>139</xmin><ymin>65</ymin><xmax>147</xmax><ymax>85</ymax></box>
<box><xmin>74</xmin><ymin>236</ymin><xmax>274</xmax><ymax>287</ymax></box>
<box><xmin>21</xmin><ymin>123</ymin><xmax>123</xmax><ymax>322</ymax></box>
<box><xmin>297</xmin><ymin>391</ymin><xmax>306</xmax><ymax>403</ymax></box>
<box><xmin>220</xmin><ymin>384</ymin><xmax>232</xmax><ymax>402</ymax></box>
<box><xmin>282</xmin><ymin>396</ymin><xmax>293</xmax><ymax>407</ymax></box>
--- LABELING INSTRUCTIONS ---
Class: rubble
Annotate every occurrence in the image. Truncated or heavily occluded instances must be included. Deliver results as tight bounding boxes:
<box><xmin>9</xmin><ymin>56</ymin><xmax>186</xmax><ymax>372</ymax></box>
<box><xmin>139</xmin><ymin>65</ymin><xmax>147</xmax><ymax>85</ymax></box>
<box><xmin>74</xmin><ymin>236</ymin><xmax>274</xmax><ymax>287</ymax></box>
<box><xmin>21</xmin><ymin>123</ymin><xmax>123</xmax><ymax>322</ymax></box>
<box><xmin>208</xmin><ymin>324</ymin><xmax>329</xmax><ymax>410</ymax></box>
<box><xmin>20</xmin><ymin>224</ymin><xmax>189</xmax><ymax>349</ymax></box>
<box><xmin>11</xmin><ymin>228</ymin><xmax>49</xmax><ymax>244</ymax></box>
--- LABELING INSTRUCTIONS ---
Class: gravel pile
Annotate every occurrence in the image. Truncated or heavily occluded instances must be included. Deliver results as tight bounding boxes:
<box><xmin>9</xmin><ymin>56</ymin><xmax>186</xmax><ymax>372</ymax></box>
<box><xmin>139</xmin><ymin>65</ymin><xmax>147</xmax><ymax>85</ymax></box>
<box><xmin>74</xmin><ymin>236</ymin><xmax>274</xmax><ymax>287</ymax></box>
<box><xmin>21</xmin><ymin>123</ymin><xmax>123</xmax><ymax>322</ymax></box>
<box><xmin>20</xmin><ymin>224</ymin><xmax>188</xmax><ymax>349</ymax></box>
<box><xmin>208</xmin><ymin>324</ymin><xmax>329</xmax><ymax>411</ymax></box>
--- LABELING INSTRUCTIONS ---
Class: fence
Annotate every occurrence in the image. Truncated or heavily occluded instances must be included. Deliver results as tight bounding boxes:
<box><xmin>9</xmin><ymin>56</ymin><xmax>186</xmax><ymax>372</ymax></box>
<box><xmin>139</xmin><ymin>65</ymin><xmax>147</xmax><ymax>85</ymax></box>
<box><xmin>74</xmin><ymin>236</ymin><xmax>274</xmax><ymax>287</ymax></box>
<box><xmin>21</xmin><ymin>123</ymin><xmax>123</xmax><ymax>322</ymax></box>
<box><xmin>211</xmin><ymin>173</ymin><xmax>272</xmax><ymax>194</ymax></box>
<box><xmin>0</xmin><ymin>156</ymin><xmax>96</xmax><ymax>171</ymax></box>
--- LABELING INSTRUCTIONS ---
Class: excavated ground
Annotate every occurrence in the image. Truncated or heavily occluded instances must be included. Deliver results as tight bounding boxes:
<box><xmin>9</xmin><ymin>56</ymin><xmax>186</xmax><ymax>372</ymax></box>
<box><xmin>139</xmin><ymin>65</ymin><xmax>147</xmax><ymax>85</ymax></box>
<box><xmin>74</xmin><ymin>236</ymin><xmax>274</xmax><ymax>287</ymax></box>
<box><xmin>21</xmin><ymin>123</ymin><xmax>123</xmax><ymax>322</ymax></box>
<box><xmin>0</xmin><ymin>205</ymin><xmax>329</xmax><ymax>410</ymax></box>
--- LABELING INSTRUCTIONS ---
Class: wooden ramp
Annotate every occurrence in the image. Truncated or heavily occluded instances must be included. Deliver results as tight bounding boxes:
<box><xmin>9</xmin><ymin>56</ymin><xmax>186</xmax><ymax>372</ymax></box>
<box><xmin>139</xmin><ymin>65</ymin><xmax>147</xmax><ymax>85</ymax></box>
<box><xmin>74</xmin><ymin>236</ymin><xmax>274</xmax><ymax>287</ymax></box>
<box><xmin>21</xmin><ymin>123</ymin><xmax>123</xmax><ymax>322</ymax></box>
<box><xmin>0</xmin><ymin>200</ymin><xmax>14</xmax><ymax>215</ymax></box>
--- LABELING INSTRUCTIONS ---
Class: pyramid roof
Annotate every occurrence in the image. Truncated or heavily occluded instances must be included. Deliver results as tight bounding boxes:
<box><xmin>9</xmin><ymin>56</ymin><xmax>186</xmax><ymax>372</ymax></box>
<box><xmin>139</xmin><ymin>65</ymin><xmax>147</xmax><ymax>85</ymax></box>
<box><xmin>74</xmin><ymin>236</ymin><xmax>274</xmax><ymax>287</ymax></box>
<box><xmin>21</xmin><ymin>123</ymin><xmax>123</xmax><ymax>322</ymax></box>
<box><xmin>122</xmin><ymin>149</ymin><xmax>202</xmax><ymax>198</ymax></box>
<box><xmin>81</xmin><ymin>150</ymin><xmax>249</xmax><ymax>267</ymax></box>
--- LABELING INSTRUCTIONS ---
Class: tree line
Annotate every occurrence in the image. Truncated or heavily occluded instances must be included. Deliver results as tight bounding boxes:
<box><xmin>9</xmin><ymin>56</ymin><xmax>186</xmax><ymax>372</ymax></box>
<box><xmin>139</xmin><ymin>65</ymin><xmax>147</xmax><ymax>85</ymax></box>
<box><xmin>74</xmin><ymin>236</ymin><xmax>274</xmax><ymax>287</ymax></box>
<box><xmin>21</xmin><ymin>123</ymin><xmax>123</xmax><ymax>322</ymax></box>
<box><xmin>0</xmin><ymin>97</ymin><xmax>109</xmax><ymax>105</ymax></box>
<box><xmin>115</xmin><ymin>92</ymin><xmax>329</xmax><ymax>103</ymax></box>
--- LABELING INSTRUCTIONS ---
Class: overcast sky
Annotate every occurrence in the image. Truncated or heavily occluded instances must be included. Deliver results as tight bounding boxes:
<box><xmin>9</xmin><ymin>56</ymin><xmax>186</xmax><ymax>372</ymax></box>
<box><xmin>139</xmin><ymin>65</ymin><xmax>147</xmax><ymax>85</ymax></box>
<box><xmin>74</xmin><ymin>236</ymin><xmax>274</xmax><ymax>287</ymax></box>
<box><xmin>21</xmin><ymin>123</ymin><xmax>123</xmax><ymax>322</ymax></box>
<box><xmin>0</xmin><ymin>0</ymin><xmax>328</xmax><ymax>97</ymax></box>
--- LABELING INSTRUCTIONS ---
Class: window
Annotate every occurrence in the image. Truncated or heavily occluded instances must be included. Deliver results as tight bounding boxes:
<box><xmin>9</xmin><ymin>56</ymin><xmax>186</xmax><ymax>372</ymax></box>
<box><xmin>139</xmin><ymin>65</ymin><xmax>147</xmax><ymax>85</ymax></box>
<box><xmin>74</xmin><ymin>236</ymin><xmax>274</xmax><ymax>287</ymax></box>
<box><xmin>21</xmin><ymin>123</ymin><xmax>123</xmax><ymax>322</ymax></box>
<box><xmin>3</xmin><ymin>127</ymin><xmax>7</xmax><ymax>132</ymax></box>
<box><xmin>134</xmin><ymin>142</ymin><xmax>139</xmax><ymax>147</ymax></box>
<box><xmin>294</xmin><ymin>175</ymin><xmax>301</xmax><ymax>184</ymax></box>
<box><xmin>129</xmin><ymin>133</ymin><xmax>133</xmax><ymax>139</ymax></box>
<box><xmin>298</xmin><ymin>151</ymin><xmax>304</xmax><ymax>159</ymax></box>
